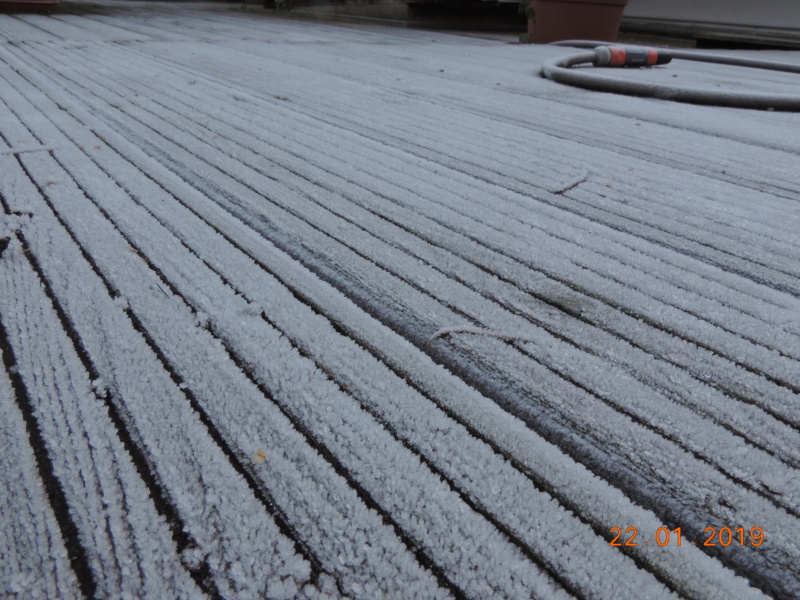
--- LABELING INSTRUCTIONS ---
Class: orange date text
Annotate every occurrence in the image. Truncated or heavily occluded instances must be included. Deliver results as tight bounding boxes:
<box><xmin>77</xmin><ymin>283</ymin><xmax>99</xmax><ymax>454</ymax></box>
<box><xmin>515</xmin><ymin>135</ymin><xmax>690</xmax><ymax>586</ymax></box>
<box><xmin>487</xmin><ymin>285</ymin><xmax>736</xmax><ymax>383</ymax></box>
<box><xmin>609</xmin><ymin>526</ymin><xmax>763</xmax><ymax>547</ymax></box>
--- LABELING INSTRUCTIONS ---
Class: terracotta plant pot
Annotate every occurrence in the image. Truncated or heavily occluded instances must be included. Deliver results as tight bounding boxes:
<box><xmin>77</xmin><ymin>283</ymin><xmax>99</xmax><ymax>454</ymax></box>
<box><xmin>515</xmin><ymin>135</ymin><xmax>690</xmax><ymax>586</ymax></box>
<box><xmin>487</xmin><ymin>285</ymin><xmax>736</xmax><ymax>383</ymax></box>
<box><xmin>528</xmin><ymin>0</ymin><xmax>628</xmax><ymax>44</ymax></box>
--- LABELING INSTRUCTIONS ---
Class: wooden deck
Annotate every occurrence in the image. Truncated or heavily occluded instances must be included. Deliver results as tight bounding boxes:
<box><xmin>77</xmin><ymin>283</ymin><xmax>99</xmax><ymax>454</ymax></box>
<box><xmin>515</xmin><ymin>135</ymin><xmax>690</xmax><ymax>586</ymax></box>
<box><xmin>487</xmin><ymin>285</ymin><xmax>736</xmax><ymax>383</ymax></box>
<box><xmin>1</xmin><ymin>2</ymin><xmax>799</xmax><ymax>599</ymax></box>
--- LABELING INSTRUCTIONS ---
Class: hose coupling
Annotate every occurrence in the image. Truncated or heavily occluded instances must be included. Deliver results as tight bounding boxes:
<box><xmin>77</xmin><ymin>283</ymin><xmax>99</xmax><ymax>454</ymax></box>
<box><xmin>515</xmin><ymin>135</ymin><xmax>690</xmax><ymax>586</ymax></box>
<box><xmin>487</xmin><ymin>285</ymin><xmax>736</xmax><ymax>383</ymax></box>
<box><xmin>593</xmin><ymin>45</ymin><xmax>672</xmax><ymax>68</ymax></box>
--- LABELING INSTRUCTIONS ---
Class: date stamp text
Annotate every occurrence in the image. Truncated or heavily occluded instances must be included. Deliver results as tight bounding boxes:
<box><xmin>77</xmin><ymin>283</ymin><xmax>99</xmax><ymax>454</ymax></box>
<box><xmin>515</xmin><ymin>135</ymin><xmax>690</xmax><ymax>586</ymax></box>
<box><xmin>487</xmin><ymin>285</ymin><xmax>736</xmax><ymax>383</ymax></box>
<box><xmin>609</xmin><ymin>526</ymin><xmax>764</xmax><ymax>547</ymax></box>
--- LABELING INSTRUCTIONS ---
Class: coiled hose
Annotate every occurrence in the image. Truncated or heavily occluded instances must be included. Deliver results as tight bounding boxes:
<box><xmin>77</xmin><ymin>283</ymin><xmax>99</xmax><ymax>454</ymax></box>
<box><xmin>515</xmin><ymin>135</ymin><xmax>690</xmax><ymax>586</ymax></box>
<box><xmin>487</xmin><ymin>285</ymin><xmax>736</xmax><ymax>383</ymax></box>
<box><xmin>541</xmin><ymin>40</ymin><xmax>800</xmax><ymax>111</ymax></box>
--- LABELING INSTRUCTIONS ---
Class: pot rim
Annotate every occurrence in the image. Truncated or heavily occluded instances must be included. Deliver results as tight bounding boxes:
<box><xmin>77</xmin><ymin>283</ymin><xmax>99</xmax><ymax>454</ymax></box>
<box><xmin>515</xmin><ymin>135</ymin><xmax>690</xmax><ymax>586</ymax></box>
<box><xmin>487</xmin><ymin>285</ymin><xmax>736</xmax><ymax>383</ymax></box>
<box><xmin>534</xmin><ymin>0</ymin><xmax>628</xmax><ymax>6</ymax></box>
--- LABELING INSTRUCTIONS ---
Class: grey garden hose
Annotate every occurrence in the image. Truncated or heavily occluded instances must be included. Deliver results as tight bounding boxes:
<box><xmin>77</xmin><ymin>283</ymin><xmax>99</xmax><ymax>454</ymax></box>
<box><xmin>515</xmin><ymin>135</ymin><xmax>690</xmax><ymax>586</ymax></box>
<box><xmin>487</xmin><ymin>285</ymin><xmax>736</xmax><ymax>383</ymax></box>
<box><xmin>541</xmin><ymin>40</ymin><xmax>800</xmax><ymax>110</ymax></box>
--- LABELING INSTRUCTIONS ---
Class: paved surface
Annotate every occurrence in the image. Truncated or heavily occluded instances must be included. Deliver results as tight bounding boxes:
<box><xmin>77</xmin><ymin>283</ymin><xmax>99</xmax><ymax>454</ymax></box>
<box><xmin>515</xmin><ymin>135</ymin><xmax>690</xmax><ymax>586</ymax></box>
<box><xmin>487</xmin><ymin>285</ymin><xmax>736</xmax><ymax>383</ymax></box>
<box><xmin>1</xmin><ymin>2</ymin><xmax>799</xmax><ymax>598</ymax></box>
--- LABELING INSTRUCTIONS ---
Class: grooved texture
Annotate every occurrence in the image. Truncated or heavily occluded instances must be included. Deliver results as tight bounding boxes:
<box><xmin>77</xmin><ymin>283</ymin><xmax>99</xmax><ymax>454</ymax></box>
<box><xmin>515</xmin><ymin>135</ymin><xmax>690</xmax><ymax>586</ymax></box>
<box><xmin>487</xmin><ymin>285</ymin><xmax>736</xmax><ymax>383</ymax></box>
<box><xmin>1</xmin><ymin>2</ymin><xmax>798</xmax><ymax>599</ymax></box>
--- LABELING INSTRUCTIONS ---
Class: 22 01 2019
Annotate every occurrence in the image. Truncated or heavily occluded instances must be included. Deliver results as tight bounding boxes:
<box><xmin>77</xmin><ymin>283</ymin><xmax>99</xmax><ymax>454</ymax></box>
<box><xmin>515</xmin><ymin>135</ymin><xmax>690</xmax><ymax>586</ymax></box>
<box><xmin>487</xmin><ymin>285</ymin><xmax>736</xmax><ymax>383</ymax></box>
<box><xmin>609</xmin><ymin>526</ymin><xmax>764</xmax><ymax>547</ymax></box>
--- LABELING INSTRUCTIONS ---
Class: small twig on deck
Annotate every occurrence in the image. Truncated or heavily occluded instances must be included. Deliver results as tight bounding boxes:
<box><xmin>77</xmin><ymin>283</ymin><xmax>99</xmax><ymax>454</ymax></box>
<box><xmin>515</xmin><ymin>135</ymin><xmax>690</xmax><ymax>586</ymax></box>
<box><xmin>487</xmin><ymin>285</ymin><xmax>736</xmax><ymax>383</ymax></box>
<box><xmin>550</xmin><ymin>170</ymin><xmax>590</xmax><ymax>195</ymax></box>
<box><xmin>0</xmin><ymin>147</ymin><xmax>54</xmax><ymax>156</ymax></box>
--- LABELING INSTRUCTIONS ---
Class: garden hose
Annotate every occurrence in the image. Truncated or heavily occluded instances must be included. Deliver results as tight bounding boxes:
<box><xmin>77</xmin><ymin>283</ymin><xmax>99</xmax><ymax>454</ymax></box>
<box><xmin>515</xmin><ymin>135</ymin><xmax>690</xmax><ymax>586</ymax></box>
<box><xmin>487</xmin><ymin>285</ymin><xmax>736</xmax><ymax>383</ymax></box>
<box><xmin>541</xmin><ymin>40</ymin><xmax>800</xmax><ymax>111</ymax></box>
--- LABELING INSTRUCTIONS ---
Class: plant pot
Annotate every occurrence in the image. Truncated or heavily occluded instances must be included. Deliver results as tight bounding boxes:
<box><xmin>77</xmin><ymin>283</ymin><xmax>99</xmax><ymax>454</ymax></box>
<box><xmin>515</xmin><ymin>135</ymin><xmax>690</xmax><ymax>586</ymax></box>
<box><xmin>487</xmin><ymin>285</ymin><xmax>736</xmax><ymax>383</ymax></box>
<box><xmin>528</xmin><ymin>0</ymin><xmax>628</xmax><ymax>44</ymax></box>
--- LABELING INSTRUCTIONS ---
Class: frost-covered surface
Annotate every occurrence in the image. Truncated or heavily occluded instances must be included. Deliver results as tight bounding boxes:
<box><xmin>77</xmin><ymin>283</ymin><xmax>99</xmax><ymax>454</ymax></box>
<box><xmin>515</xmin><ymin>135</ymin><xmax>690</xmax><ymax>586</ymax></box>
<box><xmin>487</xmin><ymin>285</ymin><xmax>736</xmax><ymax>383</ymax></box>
<box><xmin>1</xmin><ymin>2</ymin><xmax>799</xmax><ymax>599</ymax></box>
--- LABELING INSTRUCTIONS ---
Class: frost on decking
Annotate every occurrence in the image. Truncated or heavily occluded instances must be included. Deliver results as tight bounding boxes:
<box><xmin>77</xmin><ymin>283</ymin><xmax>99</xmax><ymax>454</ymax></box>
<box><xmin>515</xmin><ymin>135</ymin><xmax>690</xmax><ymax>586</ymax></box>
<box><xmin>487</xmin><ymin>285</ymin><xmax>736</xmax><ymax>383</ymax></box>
<box><xmin>1</xmin><ymin>2</ymin><xmax>799</xmax><ymax>599</ymax></box>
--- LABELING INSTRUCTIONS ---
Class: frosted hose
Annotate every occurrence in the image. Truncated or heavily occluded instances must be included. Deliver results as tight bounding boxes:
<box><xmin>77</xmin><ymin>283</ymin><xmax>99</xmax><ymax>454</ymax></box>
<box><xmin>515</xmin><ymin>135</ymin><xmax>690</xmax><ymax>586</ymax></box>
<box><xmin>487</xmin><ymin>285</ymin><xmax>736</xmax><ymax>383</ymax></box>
<box><xmin>541</xmin><ymin>40</ymin><xmax>800</xmax><ymax>111</ymax></box>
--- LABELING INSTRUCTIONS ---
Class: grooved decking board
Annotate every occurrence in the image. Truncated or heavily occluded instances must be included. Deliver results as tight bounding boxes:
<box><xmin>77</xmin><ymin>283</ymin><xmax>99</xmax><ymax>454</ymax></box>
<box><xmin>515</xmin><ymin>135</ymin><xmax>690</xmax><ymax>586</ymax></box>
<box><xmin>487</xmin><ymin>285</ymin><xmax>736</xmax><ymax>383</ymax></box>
<box><xmin>2</xmin><ymin>2</ymin><xmax>799</xmax><ymax>599</ymax></box>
